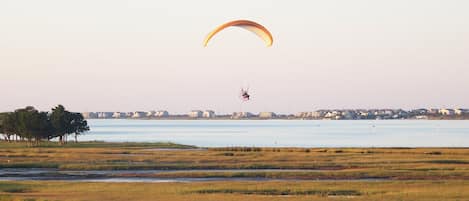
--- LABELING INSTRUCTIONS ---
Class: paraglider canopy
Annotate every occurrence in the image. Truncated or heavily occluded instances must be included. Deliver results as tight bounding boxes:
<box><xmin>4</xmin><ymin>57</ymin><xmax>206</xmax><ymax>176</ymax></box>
<box><xmin>204</xmin><ymin>20</ymin><xmax>273</xmax><ymax>47</ymax></box>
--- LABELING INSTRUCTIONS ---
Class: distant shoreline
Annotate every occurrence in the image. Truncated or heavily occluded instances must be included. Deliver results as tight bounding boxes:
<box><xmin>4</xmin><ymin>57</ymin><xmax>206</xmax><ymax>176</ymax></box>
<box><xmin>84</xmin><ymin>116</ymin><xmax>469</xmax><ymax>120</ymax></box>
<box><xmin>83</xmin><ymin>109</ymin><xmax>469</xmax><ymax>120</ymax></box>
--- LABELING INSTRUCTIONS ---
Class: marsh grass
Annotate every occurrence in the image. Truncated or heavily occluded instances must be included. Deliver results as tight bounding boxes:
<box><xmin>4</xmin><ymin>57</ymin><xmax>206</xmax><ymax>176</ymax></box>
<box><xmin>0</xmin><ymin>142</ymin><xmax>468</xmax><ymax>200</ymax></box>
<box><xmin>1</xmin><ymin>142</ymin><xmax>468</xmax><ymax>180</ymax></box>
<box><xmin>0</xmin><ymin>183</ymin><xmax>32</xmax><ymax>193</ymax></box>
<box><xmin>0</xmin><ymin>163</ymin><xmax>59</xmax><ymax>169</ymax></box>
<box><xmin>1</xmin><ymin>180</ymin><xmax>467</xmax><ymax>201</ymax></box>
<box><xmin>0</xmin><ymin>141</ymin><xmax>195</xmax><ymax>149</ymax></box>
<box><xmin>193</xmin><ymin>189</ymin><xmax>361</xmax><ymax>196</ymax></box>
<box><xmin>428</xmin><ymin>160</ymin><xmax>469</xmax><ymax>164</ymax></box>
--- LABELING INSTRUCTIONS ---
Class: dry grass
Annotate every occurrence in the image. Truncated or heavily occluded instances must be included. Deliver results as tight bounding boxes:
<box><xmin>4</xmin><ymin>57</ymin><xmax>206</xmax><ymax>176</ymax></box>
<box><xmin>0</xmin><ymin>180</ymin><xmax>468</xmax><ymax>201</ymax></box>
<box><xmin>0</xmin><ymin>142</ymin><xmax>468</xmax><ymax>200</ymax></box>
<box><xmin>0</xmin><ymin>142</ymin><xmax>468</xmax><ymax>179</ymax></box>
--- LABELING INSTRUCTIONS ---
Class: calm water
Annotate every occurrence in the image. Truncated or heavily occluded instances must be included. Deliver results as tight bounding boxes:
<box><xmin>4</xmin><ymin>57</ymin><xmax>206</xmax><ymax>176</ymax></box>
<box><xmin>81</xmin><ymin>120</ymin><xmax>469</xmax><ymax>147</ymax></box>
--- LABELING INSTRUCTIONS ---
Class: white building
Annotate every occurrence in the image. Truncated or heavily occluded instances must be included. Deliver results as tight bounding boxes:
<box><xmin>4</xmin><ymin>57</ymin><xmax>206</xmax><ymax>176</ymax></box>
<box><xmin>231</xmin><ymin>112</ymin><xmax>254</xmax><ymax>119</ymax></box>
<box><xmin>126</xmin><ymin>112</ymin><xmax>134</xmax><ymax>118</ymax></box>
<box><xmin>295</xmin><ymin>112</ymin><xmax>308</xmax><ymax>118</ymax></box>
<box><xmin>439</xmin><ymin>109</ymin><xmax>455</xmax><ymax>115</ymax></box>
<box><xmin>155</xmin><ymin>110</ymin><xmax>169</xmax><ymax>117</ymax></box>
<box><xmin>296</xmin><ymin>111</ymin><xmax>320</xmax><ymax>118</ymax></box>
<box><xmin>359</xmin><ymin>111</ymin><xmax>370</xmax><ymax>117</ymax></box>
<box><xmin>325</xmin><ymin>111</ymin><xmax>342</xmax><ymax>119</ymax></box>
<box><xmin>146</xmin><ymin>111</ymin><xmax>156</xmax><ymax>117</ymax></box>
<box><xmin>312</xmin><ymin>110</ymin><xmax>327</xmax><ymax>118</ymax></box>
<box><xmin>203</xmin><ymin>110</ymin><xmax>216</xmax><ymax>118</ymax></box>
<box><xmin>82</xmin><ymin>112</ymin><xmax>97</xmax><ymax>119</ymax></box>
<box><xmin>188</xmin><ymin>110</ymin><xmax>203</xmax><ymax>118</ymax></box>
<box><xmin>258</xmin><ymin>112</ymin><xmax>277</xmax><ymax>119</ymax></box>
<box><xmin>112</xmin><ymin>112</ymin><xmax>126</xmax><ymax>118</ymax></box>
<box><xmin>97</xmin><ymin>112</ymin><xmax>113</xmax><ymax>119</ymax></box>
<box><xmin>132</xmin><ymin>111</ymin><xmax>147</xmax><ymax>118</ymax></box>
<box><xmin>454</xmin><ymin>109</ymin><xmax>468</xmax><ymax>115</ymax></box>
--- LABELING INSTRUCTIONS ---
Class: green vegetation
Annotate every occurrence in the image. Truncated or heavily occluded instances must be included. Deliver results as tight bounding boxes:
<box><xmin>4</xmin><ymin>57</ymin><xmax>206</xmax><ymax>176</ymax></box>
<box><xmin>0</xmin><ymin>105</ymin><xmax>89</xmax><ymax>145</ymax></box>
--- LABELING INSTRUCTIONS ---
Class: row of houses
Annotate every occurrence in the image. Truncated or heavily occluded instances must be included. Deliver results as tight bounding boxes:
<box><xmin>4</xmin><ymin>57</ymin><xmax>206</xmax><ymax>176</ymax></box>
<box><xmin>296</xmin><ymin>109</ymin><xmax>406</xmax><ymax>120</ymax></box>
<box><xmin>186</xmin><ymin>111</ymin><xmax>279</xmax><ymax>119</ymax></box>
<box><xmin>82</xmin><ymin>110</ymin><xmax>218</xmax><ymax>119</ymax></box>
<box><xmin>188</xmin><ymin>110</ymin><xmax>216</xmax><ymax>118</ymax></box>
<box><xmin>82</xmin><ymin>110</ymin><xmax>280</xmax><ymax>119</ymax></box>
<box><xmin>82</xmin><ymin>108</ymin><xmax>468</xmax><ymax>120</ymax></box>
<box><xmin>296</xmin><ymin>108</ymin><xmax>469</xmax><ymax>120</ymax></box>
<box><xmin>230</xmin><ymin>112</ymin><xmax>278</xmax><ymax>119</ymax></box>
<box><xmin>436</xmin><ymin>108</ymin><xmax>469</xmax><ymax>115</ymax></box>
<box><xmin>82</xmin><ymin>111</ymin><xmax>170</xmax><ymax>119</ymax></box>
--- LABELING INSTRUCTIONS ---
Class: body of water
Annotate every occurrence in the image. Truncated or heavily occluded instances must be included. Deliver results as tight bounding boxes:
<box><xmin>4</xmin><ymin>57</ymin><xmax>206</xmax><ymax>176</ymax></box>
<box><xmin>81</xmin><ymin>120</ymin><xmax>469</xmax><ymax>147</ymax></box>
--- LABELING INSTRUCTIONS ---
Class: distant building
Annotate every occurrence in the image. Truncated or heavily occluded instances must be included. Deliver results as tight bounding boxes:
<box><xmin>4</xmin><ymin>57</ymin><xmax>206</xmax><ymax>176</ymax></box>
<box><xmin>146</xmin><ymin>111</ymin><xmax>156</xmax><ymax>117</ymax></box>
<box><xmin>203</xmin><ymin>110</ymin><xmax>216</xmax><ymax>118</ymax></box>
<box><xmin>132</xmin><ymin>111</ymin><xmax>146</xmax><ymax>118</ymax></box>
<box><xmin>439</xmin><ymin>109</ymin><xmax>455</xmax><ymax>115</ymax></box>
<box><xmin>324</xmin><ymin>111</ymin><xmax>342</xmax><ymax>119</ymax></box>
<box><xmin>428</xmin><ymin>108</ymin><xmax>439</xmax><ymax>114</ymax></box>
<box><xmin>112</xmin><ymin>112</ymin><xmax>126</xmax><ymax>118</ymax></box>
<box><xmin>155</xmin><ymin>110</ymin><xmax>169</xmax><ymax>117</ymax></box>
<box><xmin>259</xmin><ymin>112</ymin><xmax>277</xmax><ymax>119</ymax></box>
<box><xmin>296</xmin><ymin>111</ymin><xmax>325</xmax><ymax>118</ymax></box>
<box><xmin>97</xmin><ymin>112</ymin><xmax>113</xmax><ymax>119</ymax></box>
<box><xmin>126</xmin><ymin>112</ymin><xmax>134</xmax><ymax>118</ymax></box>
<box><xmin>295</xmin><ymin>112</ymin><xmax>312</xmax><ymax>118</ymax></box>
<box><xmin>415</xmin><ymin>115</ymin><xmax>428</xmax><ymax>120</ymax></box>
<box><xmin>413</xmin><ymin>108</ymin><xmax>428</xmax><ymax>115</ymax></box>
<box><xmin>454</xmin><ymin>109</ymin><xmax>468</xmax><ymax>115</ymax></box>
<box><xmin>188</xmin><ymin>110</ymin><xmax>203</xmax><ymax>118</ymax></box>
<box><xmin>312</xmin><ymin>110</ymin><xmax>327</xmax><ymax>119</ymax></box>
<box><xmin>231</xmin><ymin>112</ymin><xmax>254</xmax><ymax>119</ymax></box>
<box><xmin>394</xmin><ymin>109</ymin><xmax>409</xmax><ymax>119</ymax></box>
<box><xmin>82</xmin><ymin>112</ymin><xmax>97</xmax><ymax>119</ymax></box>
<box><xmin>342</xmin><ymin>110</ymin><xmax>357</xmax><ymax>120</ymax></box>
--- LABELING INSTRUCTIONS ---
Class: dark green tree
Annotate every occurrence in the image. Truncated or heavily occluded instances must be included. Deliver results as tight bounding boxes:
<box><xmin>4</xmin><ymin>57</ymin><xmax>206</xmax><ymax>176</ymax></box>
<box><xmin>0</xmin><ymin>112</ymin><xmax>16</xmax><ymax>141</ymax></box>
<box><xmin>13</xmin><ymin>106</ymin><xmax>52</xmax><ymax>145</ymax></box>
<box><xmin>50</xmin><ymin>105</ymin><xmax>70</xmax><ymax>144</ymax></box>
<box><xmin>30</xmin><ymin>111</ymin><xmax>54</xmax><ymax>143</ymax></box>
<box><xmin>1</xmin><ymin>105</ymin><xmax>88</xmax><ymax>145</ymax></box>
<box><xmin>2</xmin><ymin>112</ymin><xmax>18</xmax><ymax>141</ymax></box>
<box><xmin>70</xmin><ymin>112</ymin><xmax>90</xmax><ymax>142</ymax></box>
<box><xmin>50</xmin><ymin>105</ymin><xmax>89</xmax><ymax>144</ymax></box>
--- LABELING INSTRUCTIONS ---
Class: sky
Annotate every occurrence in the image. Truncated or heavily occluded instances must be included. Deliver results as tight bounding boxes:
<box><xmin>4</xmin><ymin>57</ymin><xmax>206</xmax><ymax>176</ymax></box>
<box><xmin>1</xmin><ymin>0</ymin><xmax>468</xmax><ymax>114</ymax></box>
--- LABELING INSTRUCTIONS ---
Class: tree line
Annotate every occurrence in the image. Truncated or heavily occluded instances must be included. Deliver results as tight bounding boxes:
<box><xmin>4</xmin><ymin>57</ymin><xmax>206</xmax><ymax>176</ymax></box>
<box><xmin>0</xmin><ymin>105</ymin><xmax>89</xmax><ymax>145</ymax></box>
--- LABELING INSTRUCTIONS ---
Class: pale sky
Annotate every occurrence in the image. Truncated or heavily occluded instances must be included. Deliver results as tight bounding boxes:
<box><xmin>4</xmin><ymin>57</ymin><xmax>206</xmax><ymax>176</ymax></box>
<box><xmin>1</xmin><ymin>0</ymin><xmax>468</xmax><ymax>114</ymax></box>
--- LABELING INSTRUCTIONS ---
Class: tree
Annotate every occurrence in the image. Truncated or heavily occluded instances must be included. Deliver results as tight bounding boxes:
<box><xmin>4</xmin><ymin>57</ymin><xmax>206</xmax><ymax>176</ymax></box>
<box><xmin>2</xmin><ymin>113</ymin><xmax>17</xmax><ymax>141</ymax></box>
<box><xmin>50</xmin><ymin>105</ymin><xmax>70</xmax><ymax>144</ymax></box>
<box><xmin>30</xmin><ymin>111</ymin><xmax>54</xmax><ymax>143</ymax></box>
<box><xmin>70</xmin><ymin>112</ymin><xmax>90</xmax><ymax>142</ymax></box>
<box><xmin>13</xmin><ymin>106</ymin><xmax>52</xmax><ymax>145</ymax></box>
<box><xmin>14</xmin><ymin>107</ymin><xmax>36</xmax><ymax>142</ymax></box>
<box><xmin>1</xmin><ymin>105</ymin><xmax>89</xmax><ymax>145</ymax></box>
<box><xmin>0</xmin><ymin>112</ymin><xmax>15</xmax><ymax>142</ymax></box>
<box><xmin>50</xmin><ymin>105</ymin><xmax>89</xmax><ymax>144</ymax></box>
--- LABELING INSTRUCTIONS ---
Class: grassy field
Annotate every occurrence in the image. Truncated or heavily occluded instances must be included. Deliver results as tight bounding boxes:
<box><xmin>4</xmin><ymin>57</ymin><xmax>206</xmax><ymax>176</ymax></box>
<box><xmin>0</xmin><ymin>180</ymin><xmax>468</xmax><ymax>201</ymax></box>
<box><xmin>0</xmin><ymin>141</ymin><xmax>468</xmax><ymax>200</ymax></box>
